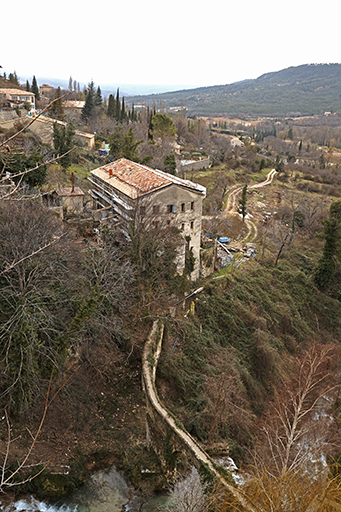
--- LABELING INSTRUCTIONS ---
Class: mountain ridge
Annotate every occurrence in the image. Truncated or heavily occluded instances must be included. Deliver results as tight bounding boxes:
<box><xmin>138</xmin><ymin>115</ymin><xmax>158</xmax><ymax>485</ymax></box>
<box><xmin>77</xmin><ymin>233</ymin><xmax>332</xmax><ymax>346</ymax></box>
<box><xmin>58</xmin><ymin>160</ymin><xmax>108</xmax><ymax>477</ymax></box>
<box><xmin>127</xmin><ymin>63</ymin><xmax>341</xmax><ymax>117</ymax></box>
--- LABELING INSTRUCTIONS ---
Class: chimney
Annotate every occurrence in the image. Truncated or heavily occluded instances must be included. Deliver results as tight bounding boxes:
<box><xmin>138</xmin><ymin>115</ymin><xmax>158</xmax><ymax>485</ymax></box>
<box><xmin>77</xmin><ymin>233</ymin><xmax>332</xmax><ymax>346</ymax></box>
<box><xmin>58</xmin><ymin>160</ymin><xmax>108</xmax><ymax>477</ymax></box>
<box><xmin>109</xmin><ymin>168</ymin><xmax>113</xmax><ymax>177</ymax></box>
<box><xmin>71</xmin><ymin>172</ymin><xmax>75</xmax><ymax>193</ymax></box>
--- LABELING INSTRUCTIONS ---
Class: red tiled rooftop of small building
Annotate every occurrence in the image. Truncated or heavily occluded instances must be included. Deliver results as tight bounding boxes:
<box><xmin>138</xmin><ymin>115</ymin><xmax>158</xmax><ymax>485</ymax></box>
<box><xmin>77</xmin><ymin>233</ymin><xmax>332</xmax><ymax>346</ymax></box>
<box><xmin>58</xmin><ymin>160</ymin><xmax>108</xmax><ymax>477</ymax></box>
<box><xmin>54</xmin><ymin>187</ymin><xmax>84</xmax><ymax>196</ymax></box>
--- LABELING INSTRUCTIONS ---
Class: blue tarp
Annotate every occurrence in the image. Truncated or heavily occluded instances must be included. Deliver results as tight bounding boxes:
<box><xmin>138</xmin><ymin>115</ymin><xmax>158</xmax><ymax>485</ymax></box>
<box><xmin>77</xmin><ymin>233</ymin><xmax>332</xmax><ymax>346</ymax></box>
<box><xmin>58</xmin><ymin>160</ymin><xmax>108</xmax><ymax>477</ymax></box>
<box><xmin>218</xmin><ymin>237</ymin><xmax>229</xmax><ymax>243</ymax></box>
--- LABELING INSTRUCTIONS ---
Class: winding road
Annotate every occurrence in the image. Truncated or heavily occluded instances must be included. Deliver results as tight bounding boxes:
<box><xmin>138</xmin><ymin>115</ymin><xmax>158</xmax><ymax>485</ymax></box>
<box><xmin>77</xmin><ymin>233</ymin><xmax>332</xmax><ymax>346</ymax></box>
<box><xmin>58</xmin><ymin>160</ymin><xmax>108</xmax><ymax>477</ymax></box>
<box><xmin>225</xmin><ymin>169</ymin><xmax>277</xmax><ymax>243</ymax></box>
<box><xmin>225</xmin><ymin>169</ymin><xmax>277</xmax><ymax>216</ymax></box>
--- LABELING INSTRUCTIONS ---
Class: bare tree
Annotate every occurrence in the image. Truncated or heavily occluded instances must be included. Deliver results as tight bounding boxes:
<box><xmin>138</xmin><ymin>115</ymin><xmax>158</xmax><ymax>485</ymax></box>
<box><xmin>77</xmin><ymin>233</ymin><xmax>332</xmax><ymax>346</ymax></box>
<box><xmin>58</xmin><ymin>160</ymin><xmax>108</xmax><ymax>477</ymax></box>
<box><xmin>203</xmin><ymin>351</ymin><xmax>253</xmax><ymax>444</ymax></box>
<box><xmin>163</xmin><ymin>467</ymin><xmax>210</xmax><ymax>512</ymax></box>
<box><xmin>0</xmin><ymin>200</ymin><xmax>79</xmax><ymax>413</ymax></box>
<box><xmin>214</xmin><ymin>344</ymin><xmax>341</xmax><ymax>512</ymax></box>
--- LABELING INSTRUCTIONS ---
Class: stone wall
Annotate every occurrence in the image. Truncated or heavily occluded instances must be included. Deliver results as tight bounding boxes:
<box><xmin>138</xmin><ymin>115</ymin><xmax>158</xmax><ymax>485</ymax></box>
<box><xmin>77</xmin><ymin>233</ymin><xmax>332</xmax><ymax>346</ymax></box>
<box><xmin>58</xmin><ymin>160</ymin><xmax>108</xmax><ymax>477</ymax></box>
<box><xmin>179</xmin><ymin>158</ymin><xmax>211</xmax><ymax>173</ymax></box>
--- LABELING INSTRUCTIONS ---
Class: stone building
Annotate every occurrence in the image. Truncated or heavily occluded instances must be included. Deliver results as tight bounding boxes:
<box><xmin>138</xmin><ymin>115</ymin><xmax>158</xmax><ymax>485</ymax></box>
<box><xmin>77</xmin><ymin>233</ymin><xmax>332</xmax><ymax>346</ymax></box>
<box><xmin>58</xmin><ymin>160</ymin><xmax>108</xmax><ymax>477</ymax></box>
<box><xmin>43</xmin><ymin>176</ymin><xmax>84</xmax><ymax>218</ymax></box>
<box><xmin>88</xmin><ymin>158</ymin><xmax>206</xmax><ymax>280</ymax></box>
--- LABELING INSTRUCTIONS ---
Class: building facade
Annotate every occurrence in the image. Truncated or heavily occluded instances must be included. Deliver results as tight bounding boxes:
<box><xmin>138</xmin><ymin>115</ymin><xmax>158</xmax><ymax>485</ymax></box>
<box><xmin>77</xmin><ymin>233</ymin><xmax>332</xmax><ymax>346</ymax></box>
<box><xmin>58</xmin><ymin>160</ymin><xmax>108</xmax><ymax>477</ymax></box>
<box><xmin>0</xmin><ymin>89</ymin><xmax>35</xmax><ymax>111</ymax></box>
<box><xmin>88</xmin><ymin>158</ymin><xmax>206</xmax><ymax>280</ymax></box>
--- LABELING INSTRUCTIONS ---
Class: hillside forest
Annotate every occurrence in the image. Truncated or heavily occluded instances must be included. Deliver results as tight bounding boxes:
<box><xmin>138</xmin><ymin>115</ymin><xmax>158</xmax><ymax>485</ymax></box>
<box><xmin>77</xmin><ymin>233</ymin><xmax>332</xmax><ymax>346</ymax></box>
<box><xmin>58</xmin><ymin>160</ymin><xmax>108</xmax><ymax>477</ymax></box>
<box><xmin>1</xmin><ymin>69</ymin><xmax>341</xmax><ymax>511</ymax></box>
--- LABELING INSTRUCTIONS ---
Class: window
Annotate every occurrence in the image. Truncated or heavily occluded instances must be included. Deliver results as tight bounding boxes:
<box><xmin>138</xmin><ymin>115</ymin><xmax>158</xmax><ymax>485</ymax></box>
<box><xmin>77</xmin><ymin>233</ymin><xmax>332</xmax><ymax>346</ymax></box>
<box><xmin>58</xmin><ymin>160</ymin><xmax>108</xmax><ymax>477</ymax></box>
<box><xmin>190</xmin><ymin>221</ymin><xmax>194</xmax><ymax>229</ymax></box>
<box><xmin>153</xmin><ymin>205</ymin><xmax>160</xmax><ymax>214</ymax></box>
<box><xmin>140</xmin><ymin>206</ymin><xmax>146</xmax><ymax>216</ymax></box>
<box><xmin>181</xmin><ymin>203</ymin><xmax>185</xmax><ymax>212</ymax></box>
<box><xmin>191</xmin><ymin>201</ymin><xmax>194</xmax><ymax>210</ymax></box>
<box><xmin>152</xmin><ymin>221</ymin><xmax>159</xmax><ymax>229</ymax></box>
<box><xmin>167</xmin><ymin>204</ymin><xmax>177</xmax><ymax>214</ymax></box>
<box><xmin>181</xmin><ymin>223</ymin><xmax>185</xmax><ymax>230</ymax></box>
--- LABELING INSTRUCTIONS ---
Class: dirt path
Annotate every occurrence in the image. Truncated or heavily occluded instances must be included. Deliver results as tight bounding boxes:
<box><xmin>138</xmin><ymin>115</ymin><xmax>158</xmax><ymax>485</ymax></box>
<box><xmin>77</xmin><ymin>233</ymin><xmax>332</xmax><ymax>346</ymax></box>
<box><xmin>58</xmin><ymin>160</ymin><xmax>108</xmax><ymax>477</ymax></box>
<box><xmin>225</xmin><ymin>169</ymin><xmax>277</xmax><ymax>216</ymax></box>
<box><xmin>142</xmin><ymin>321</ymin><xmax>255</xmax><ymax>512</ymax></box>
<box><xmin>224</xmin><ymin>169</ymin><xmax>276</xmax><ymax>243</ymax></box>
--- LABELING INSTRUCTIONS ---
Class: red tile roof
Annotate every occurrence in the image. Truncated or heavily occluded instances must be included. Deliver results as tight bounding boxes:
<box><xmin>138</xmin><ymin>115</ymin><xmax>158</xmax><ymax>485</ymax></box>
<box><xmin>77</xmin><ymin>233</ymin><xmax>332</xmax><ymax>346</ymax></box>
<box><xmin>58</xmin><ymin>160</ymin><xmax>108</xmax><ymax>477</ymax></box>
<box><xmin>53</xmin><ymin>187</ymin><xmax>84</xmax><ymax>196</ymax></box>
<box><xmin>90</xmin><ymin>158</ymin><xmax>206</xmax><ymax>199</ymax></box>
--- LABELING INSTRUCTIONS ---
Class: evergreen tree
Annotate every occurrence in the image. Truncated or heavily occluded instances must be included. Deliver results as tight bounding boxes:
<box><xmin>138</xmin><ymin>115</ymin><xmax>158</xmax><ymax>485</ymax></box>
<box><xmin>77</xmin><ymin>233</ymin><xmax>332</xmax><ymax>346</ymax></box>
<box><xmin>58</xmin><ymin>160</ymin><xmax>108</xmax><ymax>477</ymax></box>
<box><xmin>115</xmin><ymin>88</ymin><xmax>121</xmax><ymax>122</ymax></box>
<box><xmin>164</xmin><ymin>154</ymin><xmax>177</xmax><ymax>175</ymax></box>
<box><xmin>121</xmin><ymin>96</ymin><xmax>125</xmax><ymax>122</ymax></box>
<box><xmin>150</xmin><ymin>113</ymin><xmax>177</xmax><ymax>141</ymax></box>
<box><xmin>53</xmin><ymin>121</ymin><xmax>75</xmax><ymax>169</ymax></box>
<box><xmin>122</xmin><ymin>127</ymin><xmax>142</xmax><ymax>161</ymax></box>
<box><xmin>315</xmin><ymin>200</ymin><xmax>341</xmax><ymax>289</ymax></box>
<box><xmin>24</xmin><ymin>152</ymin><xmax>47</xmax><ymax>187</ymax></box>
<box><xmin>108</xmin><ymin>126</ymin><xmax>124</xmax><ymax>159</ymax></box>
<box><xmin>31</xmin><ymin>76</ymin><xmax>40</xmax><ymax>100</ymax></box>
<box><xmin>25</xmin><ymin>80</ymin><xmax>31</xmax><ymax>92</ymax></box>
<box><xmin>107</xmin><ymin>94</ymin><xmax>116</xmax><ymax>118</ymax></box>
<box><xmin>49</xmin><ymin>87</ymin><xmax>64</xmax><ymax>120</ymax></box>
<box><xmin>239</xmin><ymin>184</ymin><xmax>248</xmax><ymax>222</ymax></box>
<box><xmin>68</xmin><ymin>76</ymin><xmax>73</xmax><ymax>91</ymax></box>
<box><xmin>8</xmin><ymin>71</ymin><xmax>19</xmax><ymax>85</ymax></box>
<box><xmin>131</xmin><ymin>103</ymin><xmax>136</xmax><ymax>122</ymax></box>
<box><xmin>148</xmin><ymin>112</ymin><xmax>154</xmax><ymax>140</ymax></box>
<box><xmin>81</xmin><ymin>81</ymin><xmax>95</xmax><ymax>121</ymax></box>
<box><xmin>95</xmin><ymin>86</ymin><xmax>103</xmax><ymax>107</ymax></box>
<box><xmin>108</xmin><ymin>126</ymin><xmax>142</xmax><ymax>162</ymax></box>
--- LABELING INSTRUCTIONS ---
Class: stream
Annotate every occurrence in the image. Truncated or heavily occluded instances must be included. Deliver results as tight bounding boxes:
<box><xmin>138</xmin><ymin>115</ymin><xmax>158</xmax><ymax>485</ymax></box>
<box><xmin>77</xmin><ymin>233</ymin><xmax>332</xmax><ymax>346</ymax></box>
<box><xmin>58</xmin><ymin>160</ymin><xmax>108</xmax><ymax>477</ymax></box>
<box><xmin>1</xmin><ymin>467</ymin><xmax>169</xmax><ymax>512</ymax></box>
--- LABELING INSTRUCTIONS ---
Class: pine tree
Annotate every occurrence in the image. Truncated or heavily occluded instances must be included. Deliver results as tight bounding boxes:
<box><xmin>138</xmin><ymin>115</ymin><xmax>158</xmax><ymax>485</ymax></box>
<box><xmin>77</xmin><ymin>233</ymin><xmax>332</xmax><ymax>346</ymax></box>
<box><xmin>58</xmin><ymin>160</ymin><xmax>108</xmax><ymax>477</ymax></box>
<box><xmin>95</xmin><ymin>86</ymin><xmax>103</xmax><ymax>107</ymax></box>
<box><xmin>81</xmin><ymin>81</ymin><xmax>95</xmax><ymax>121</ymax></box>
<box><xmin>31</xmin><ymin>76</ymin><xmax>40</xmax><ymax>100</ymax></box>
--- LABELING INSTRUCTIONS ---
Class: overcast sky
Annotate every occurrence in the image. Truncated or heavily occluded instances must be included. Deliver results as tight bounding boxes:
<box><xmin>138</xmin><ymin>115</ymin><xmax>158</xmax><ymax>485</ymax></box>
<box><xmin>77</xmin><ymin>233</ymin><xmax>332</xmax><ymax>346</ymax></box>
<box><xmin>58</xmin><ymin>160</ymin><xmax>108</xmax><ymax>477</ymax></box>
<box><xmin>2</xmin><ymin>0</ymin><xmax>340</xmax><ymax>91</ymax></box>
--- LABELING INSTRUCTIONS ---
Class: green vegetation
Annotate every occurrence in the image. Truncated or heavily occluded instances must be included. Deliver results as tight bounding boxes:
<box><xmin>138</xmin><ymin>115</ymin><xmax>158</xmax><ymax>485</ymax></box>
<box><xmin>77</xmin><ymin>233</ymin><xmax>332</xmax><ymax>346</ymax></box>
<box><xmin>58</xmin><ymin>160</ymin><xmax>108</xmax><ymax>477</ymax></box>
<box><xmin>159</xmin><ymin>259</ymin><xmax>341</xmax><ymax>459</ymax></box>
<box><xmin>53</xmin><ymin>121</ymin><xmax>75</xmax><ymax>169</ymax></box>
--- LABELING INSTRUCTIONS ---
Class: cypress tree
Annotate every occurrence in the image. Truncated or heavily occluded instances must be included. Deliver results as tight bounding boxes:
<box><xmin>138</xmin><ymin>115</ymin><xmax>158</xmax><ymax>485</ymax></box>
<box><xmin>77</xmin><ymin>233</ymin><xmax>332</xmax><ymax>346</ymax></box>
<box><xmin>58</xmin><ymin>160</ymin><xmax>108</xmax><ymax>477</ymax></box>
<box><xmin>121</xmin><ymin>96</ymin><xmax>125</xmax><ymax>122</ymax></box>
<box><xmin>50</xmin><ymin>87</ymin><xmax>64</xmax><ymax>120</ymax></box>
<box><xmin>239</xmin><ymin>184</ymin><xmax>248</xmax><ymax>222</ymax></box>
<box><xmin>26</xmin><ymin>80</ymin><xmax>31</xmax><ymax>92</ymax></box>
<box><xmin>81</xmin><ymin>81</ymin><xmax>95</xmax><ymax>121</ymax></box>
<box><xmin>31</xmin><ymin>76</ymin><xmax>40</xmax><ymax>100</ymax></box>
<box><xmin>148</xmin><ymin>113</ymin><xmax>153</xmax><ymax>140</ymax></box>
<box><xmin>115</xmin><ymin>88</ymin><xmax>120</xmax><ymax>122</ymax></box>
<box><xmin>315</xmin><ymin>200</ymin><xmax>341</xmax><ymax>289</ymax></box>
<box><xmin>107</xmin><ymin>94</ymin><xmax>116</xmax><ymax>117</ymax></box>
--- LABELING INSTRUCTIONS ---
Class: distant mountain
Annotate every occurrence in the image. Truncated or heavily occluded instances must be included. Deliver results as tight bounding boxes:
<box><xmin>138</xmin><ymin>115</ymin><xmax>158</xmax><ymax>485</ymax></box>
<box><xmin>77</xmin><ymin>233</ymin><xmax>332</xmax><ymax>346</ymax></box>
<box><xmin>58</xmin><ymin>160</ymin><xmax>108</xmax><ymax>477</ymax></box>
<box><xmin>18</xmin><ymin>76</ymin><xmax>198</xmax><ymax>99</ymax></box>
<box><xmin>126</xmin><ymin>64</ymin><xmax>341</xmax><ymax>117</ymax></box>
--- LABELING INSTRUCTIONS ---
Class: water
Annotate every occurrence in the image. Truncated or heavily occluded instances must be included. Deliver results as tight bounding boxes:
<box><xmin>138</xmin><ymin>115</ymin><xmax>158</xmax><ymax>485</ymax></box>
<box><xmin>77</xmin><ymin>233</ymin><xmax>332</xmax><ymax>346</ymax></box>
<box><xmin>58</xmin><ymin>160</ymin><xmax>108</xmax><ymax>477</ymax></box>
<box><xmin>1</xmin><ymin>467</ymin><xmax>167</xmax><ymax>512</ymax></box>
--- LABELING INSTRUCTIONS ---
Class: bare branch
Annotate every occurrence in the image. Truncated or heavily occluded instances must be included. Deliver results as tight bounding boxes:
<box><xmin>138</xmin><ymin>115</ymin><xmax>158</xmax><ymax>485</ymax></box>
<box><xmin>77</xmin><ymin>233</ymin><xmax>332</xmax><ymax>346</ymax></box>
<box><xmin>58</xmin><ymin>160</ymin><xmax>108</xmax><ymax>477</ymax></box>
<box><xmin>0</xmin><ymin>234</ymin><xmax>65</xmax><ymax>277</ymax></box>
